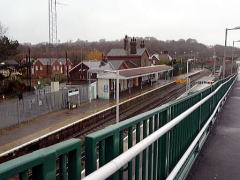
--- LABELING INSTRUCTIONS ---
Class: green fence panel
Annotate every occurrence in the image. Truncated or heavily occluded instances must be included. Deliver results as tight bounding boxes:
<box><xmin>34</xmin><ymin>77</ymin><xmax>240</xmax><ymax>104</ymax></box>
<box><xmin>0</xmin><ymin>139</ymin><xmax>81</xmax><ymax>180</ymax></box>
<box><xmin>84</xmin><ymin>74</ymin><xmax>236</xmax><ymax>180</ymax></box>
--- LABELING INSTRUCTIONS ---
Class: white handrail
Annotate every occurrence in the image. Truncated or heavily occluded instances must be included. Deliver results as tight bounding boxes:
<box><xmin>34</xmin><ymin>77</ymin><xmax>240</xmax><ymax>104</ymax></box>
<box><xmin>83</xmin><ymin>76</ymin><xmax>235</xmax><ymax>180</ymax></box>
<box><xmin>0</xmin><ymin>70</ymin><xmax>201</xmax><ymax>158</ymax></box>
<box><xmin>166</xmin><ymin>75</ymin><xmax>236</xmax><ymax>180</ymax></box>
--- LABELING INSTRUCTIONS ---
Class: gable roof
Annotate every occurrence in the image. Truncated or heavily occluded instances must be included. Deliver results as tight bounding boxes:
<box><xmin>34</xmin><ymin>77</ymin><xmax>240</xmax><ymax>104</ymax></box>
<box><xmin>35</xmin><ymin>58</ymin><xmax>56</xmax><ymax>65</ymax></box>
<box><xmin>84</xmin><ymin>60</ymin><xmax>114</xmax><ymax>73</ymax></box>
<box><xmin>70</xmin><ymin>60</ymin><xmax>114</xmax><ymax>73</ymax></box>
<box><xmin>107</xmin><ymin>48</ymin><xmax>148</xmax><ymax>57</ymax></box>
<box><xmin>57</xmin><ymin>58</ymin><xmax>72</xmax><ymax>65</ymax></box>
<box><xmin>34</xmin><ymin>58</ymin><xmax>71</xmax><ymax>66</ymax></box>
<box><xmin>151</xmin><ymin>54</ymin><xmax>160</xmax><ymax>60</ymax></box>
<box><xmin>108</xmin><ymin>60</ymin><xmax>125</xmax><ymax>70</ymax></box>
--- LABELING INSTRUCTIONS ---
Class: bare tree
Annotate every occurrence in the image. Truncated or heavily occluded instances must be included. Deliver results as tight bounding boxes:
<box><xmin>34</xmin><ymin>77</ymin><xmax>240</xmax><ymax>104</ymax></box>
<box><xmin>0</xmin><ymin>22</ymin><xmax>7</xmax><ymax>38</ymax></box>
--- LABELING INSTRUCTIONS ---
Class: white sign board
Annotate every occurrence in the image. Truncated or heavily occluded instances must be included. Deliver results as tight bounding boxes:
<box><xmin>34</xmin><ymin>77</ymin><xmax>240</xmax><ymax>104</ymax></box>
<box><xmin>68</xmin><ymin>89</ymin><xmax>79</xmax><ymax>96</ymax></box>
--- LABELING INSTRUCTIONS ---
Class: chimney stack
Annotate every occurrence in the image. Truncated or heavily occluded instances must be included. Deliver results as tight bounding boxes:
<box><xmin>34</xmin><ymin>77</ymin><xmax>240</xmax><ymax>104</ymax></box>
<box><xmin>130</xmin><ymin>37</ymin><xmax>137</xmax><ymax>54</ymax></box>
<box><xmin>124</xmin><ymin>35</ymin><xmax>128</xmax><ymax>50</ymax></box>
<box><xmin>140</xmin><ymin>40</ymin><xmax>145</xmax><ymax>48</ymax></box>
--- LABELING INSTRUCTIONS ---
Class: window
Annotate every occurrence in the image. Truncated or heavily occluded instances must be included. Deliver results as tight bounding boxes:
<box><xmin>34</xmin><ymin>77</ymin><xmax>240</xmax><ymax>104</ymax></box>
<box><xmin>40</xmin><ymin>66</ymin><xmax>43</xmax><ymax>71</ymax></box>
<box><xmin>35</xmin><ymin>66</ymin><xmax>38</xmax><ymax>71</ymax></box>
<box><xmin>57</xmin><ymin>66</ymin><xmax>59</xmax><ymax>71</ymax></box>
<box><xmin>53</xmin><ymin>66</ymin><xmax>56</xmax><ymax>70</ymax></box>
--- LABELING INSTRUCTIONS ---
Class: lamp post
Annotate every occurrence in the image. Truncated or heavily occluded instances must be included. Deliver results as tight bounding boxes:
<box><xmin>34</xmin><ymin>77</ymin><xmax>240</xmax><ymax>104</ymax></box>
<box><xmin>213</xmin><ymin>46</ymin><xmax>217</xmax><ymax>76</ymax></box>
<box><xmin>231</xmin><ymin>40</ymin><xmax>240</xmax><ymax>74</ymax></box>
<box><xmin>223</xmin><ymin>26</ymin><xmax>240</xmax><ymax>78</ymax></box>
<box><xmin>186</xmin><ymin>59</ymin><xmax>194</xmax><ymax>91</ymax></box>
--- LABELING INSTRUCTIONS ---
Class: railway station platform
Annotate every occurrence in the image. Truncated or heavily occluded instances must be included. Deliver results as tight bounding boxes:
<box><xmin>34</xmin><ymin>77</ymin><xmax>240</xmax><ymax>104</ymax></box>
<box><xmin>187</xmin><ymin>74</ymin><xmax>240</xmax><ymax>180</ymax></box>
<box><xmin>0</xmin><ymin>71</ymin><xmax>235</xmax><ymax>180</ymax></box>
<box><xmin>0</xmin><ymin>70</ymin><xmax>202</xmax><ymax>155</ymax></box>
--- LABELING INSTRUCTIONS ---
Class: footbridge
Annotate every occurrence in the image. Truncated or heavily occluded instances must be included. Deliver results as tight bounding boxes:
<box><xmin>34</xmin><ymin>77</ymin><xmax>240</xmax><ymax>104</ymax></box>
<box><xmin>0</xmin><ymin>74</ymin><xmax>238</xmax><ymax>180</ymax></box>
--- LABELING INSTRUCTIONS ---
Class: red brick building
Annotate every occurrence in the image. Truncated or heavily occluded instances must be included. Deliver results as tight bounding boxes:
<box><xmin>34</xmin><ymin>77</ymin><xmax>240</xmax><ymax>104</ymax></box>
<box><xmin>31</xmin><ymin>58</ymin><xmax>72</xmax><ymax>78</ymax></box>
<box><xmin>105</xmin><ymin>35</ymin><xmax>152</xmax><ymax>67</ymax></box>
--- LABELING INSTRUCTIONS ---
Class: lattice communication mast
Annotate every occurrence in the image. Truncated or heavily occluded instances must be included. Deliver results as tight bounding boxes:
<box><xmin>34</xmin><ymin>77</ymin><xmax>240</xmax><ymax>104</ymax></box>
<box><xmin>48</xmin><ymin>0</ymin><xmax>57</xmax><ymax>44</ymax></box>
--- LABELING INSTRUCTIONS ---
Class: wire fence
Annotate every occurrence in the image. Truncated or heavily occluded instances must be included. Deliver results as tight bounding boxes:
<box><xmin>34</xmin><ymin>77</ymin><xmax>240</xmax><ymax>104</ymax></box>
<box><xmin>0</xmin><ymin>85</ymin><xmax>89</xmax><ymax>129</ymax></box>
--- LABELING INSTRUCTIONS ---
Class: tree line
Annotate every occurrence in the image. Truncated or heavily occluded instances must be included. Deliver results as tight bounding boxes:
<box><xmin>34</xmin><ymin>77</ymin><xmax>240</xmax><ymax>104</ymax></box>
<box><xmin>16</xmin><ymin>37</ymin><xmax>240</xmax><ymax>65</ymax></box>
<box><xmin>1</xmin><ymin>20</ymin><xmax>239</xmax><ymax>65</ymax></box>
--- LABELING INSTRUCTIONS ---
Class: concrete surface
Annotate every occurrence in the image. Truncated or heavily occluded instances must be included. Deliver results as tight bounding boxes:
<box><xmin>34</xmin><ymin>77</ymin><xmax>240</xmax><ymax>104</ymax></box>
<box><xmin>187</xmin><ymin>74</ymin><xmax>240</xmax><ymax>180</ymax></box>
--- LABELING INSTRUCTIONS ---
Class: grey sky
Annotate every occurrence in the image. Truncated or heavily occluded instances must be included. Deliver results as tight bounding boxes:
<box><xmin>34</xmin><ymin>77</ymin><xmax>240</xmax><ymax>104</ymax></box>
<box><xmin>1</xmin><ymin>0</ymin><xmax>240</xmax><ymax>46</ymax></box>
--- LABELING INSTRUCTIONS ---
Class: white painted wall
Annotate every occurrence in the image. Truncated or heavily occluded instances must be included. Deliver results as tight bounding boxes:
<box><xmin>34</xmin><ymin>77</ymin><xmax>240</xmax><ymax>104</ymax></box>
<box><xmin>89</xmin><ymin>81</ymin><xmax>97</xmax><ymax>100</ymax></box>
<box><xmin>97</xmin><ymin>79</ymin><xmax>110</xmax><ymax>99</ymax></box>
<box><xmin>51</xmin><ymin>81</ymin><xmax>60</xmax><ymax>92</ymax></box>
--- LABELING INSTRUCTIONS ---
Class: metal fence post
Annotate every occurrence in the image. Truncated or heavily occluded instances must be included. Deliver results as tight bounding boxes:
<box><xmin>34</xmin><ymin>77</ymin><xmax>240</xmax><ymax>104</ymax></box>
<box><xmin>68</xmin><ymin>147</ymin><xmax>81</xmax><ymax>180</ymax></box>
<box><xmin>31</xmin><ymin>151</ymin><xmax>56</xmax><ymax>180</ymax></box>
<box><xmin>85</xmin><ymin>138</ymin><xmax>97</xmax><ymax>175</ymax></box>
<box><xmin>105</xmin><ymin>133</ymin><xmax>120</xmax><ymax>180</ymax></box>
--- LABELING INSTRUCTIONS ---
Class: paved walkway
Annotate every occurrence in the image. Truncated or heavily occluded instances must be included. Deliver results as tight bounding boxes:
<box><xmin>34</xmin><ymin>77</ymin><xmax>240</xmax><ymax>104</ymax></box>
<box><xmin>0</xmin><ymin>70</ymin><xmax>201</xmax><ymax>154</ymax></box>
<box><xmin>188</xmin><ymin>74</ymin><xmax>240</xmax><ymax>180</ymax></box>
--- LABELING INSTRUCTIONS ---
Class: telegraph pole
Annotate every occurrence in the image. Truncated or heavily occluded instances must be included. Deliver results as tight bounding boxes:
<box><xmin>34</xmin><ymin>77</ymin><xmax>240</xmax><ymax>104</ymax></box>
<box><xmin>66</xmin><ymin>51</ymin><xmax>69</xmax><ymax>83</ymax></box>
<box><xmin>28</xmin><ymin>48</ymin><xmax>32</xmax><ymax>91</ymax></box>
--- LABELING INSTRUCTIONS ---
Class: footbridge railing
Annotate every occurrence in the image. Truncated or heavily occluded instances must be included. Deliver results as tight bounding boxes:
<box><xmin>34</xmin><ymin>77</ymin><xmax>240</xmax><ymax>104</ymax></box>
<box><xmin>0</xmin><ymin>74</ymin><xmax>236</xmax><ymax>180</ymax></box>
<box><xmin>0</xmin><ymin>139</ymin><xmax>81</xmax><ymax>180</ymax></box>
<box><xmin>84</xmin><ymin>74</ymin><xmax>236</xmax><ymax>180</ymax></box>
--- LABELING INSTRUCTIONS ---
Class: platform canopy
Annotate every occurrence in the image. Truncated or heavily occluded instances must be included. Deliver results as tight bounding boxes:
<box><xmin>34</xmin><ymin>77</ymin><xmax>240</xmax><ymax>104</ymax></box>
<box><xmin>97</xmin><ymin>65</ymin><xmax>173</xmax><ymax>80</ymax></box>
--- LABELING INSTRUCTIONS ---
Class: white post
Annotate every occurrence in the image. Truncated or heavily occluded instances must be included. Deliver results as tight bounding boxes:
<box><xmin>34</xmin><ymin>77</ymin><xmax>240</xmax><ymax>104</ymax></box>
<box><xmin>213</xmin><ymin>46</ymin><xmax>216</xmax><ymax>76</ymax></box>
<box><xmin>223</xmin><ymin>28</ymin><xmax>228</xmax><ymax>78</ymax></box>
<box><xmin>116</xmin><ymin>71</ymin><xmax>120</xmax><ymax>123</ymax></box>
<box><xmin>113</xmin><ymin>80</ymin><xmax>116</xmax><ymax>100</ymax></box>
<box><xmin>231</xmin><ymin>41</ymin><xmax>234</xmax><ymax>74</ymax></box>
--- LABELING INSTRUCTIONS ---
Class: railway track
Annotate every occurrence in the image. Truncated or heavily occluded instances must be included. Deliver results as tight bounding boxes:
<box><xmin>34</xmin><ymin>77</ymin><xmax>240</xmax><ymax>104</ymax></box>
<box><xmin>76</xmin><ymin>70</ymin><xmax>209</xmax><ymax>138</ymax></box>
<box><xmin>0</xmin><ymin>70</ymin><xmax>209</xmax><ymax>163</ymax></box>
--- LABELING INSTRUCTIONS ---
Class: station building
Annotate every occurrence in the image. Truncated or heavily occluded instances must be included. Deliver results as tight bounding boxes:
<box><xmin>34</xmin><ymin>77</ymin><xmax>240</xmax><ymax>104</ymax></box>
<box><xmin>97</xmin><ymin>65</ymin><xmax>173</xmax><ymax>99</ymax></box>
<box><xmin>69</xmin><ymin>59</ymin><xmax>138</xmax><ymax>83</ymax></box>
<box><xmin>105</xmin><ymin>36</ymin><xmax>152</xmax><ymax>67</ymax></box>
<box><xmin>69</xmin><ymin>35</ymin><xmax>173</xmax><ymax>100</ymax></box>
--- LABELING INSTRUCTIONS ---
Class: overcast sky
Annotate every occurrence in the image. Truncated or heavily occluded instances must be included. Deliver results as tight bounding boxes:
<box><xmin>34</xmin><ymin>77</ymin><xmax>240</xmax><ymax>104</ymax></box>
<box><xmin>1</xmin><ymin>0</ymin><xmax>240</xmax><ymax>46</ymax></box>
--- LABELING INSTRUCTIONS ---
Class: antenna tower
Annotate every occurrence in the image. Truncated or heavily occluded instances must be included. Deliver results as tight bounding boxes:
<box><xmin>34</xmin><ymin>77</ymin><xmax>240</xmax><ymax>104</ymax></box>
<box><xmin>48</xmin><ymin>0</ymin><xmax>57</xmax><ymax>44</ymax></box>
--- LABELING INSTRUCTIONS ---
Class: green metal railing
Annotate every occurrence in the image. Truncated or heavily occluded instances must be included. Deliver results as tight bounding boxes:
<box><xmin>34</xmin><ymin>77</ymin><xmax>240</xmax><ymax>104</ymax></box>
<box><xmin>0</xmin><ymin>75</ymin><xmax>236</xmax><ymax>180</ymax></box>
<box><xmin>85</xmin><ymin>75</ymin><xmax>236</xmax><ymax>180</ymax></box>
<box><xmin>0</xmin><ymin>139</ymin><xmax>81</xmax><ymax>180</ymax></box>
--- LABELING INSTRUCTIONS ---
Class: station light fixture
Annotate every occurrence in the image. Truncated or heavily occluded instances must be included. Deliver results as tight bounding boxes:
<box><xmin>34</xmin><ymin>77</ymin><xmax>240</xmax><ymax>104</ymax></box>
<box><xmin>223</xmin><ymin>26</ymin><xmax>240</xmax><ymax>78</ymax></box>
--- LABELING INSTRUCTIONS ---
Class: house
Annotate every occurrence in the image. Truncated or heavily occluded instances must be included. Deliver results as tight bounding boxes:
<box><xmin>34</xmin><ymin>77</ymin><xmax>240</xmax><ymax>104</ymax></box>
<box><xmin>159</xmin><ymin>51</ymin><xmax>173</xmax><ymax>62</ymax></box>
<box><xmin>150</xmin><ymin>54</ymin><xmax>160</xmax><ymax>65</ymax></box>
<box><xmin>31</xmin><ymin>58</ymin><xmax>72</xmax><ymax>78</ymax></box>
<box><xmin>0</xmin><ymin>60</ymin><xmax>20</xmax><ymax>77</ymax></box>
<box><xmin>69</xmin><ymin>60</ymin><xmax>114</xmax><ymax>83</ymax></box>
<box><xmin>105</xmin><ymin>35</ymin><xmax>152</xmax><ymax>67</ymax></box>
<box><xmin>69</xmin><ymin>58</ymin><xmax>140</xmax><ymax>83</ymax></box>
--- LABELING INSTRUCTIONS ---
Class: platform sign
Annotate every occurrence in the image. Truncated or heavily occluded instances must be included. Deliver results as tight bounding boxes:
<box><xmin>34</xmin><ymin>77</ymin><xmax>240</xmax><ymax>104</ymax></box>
<box><xmin>68</xmin><ymin>88</ymin><xmax>80</xmax><ymax>109</ymax></box>
<box><xmin>68</xmin><ymin>89</ymin><xmax>79</xmax><ymax>96</ymax></box>
<box><xmin>103</xmin><ymin>85</ymin><xmax>108</xmax><ymax>93</ymax></box>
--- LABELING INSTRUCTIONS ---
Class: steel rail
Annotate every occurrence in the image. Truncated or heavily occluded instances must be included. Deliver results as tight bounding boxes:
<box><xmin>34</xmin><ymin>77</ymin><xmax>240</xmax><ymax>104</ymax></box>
<box><xmin>83</xmin><ymin>75</ymin><xmax>235</xmax><ymax>180</ymax></box>
<box><xmin>0</xmin><ymin>71</ymin><xmax>201</xmax><ymax>158</ymax></box>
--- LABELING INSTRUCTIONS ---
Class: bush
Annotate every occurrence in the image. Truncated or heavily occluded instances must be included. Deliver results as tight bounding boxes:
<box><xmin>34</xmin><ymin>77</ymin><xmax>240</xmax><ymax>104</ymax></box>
<box><xmin>0</xmin><ymin>79</ymin><xmax>27</xmax><ymax>96</ymax></box>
